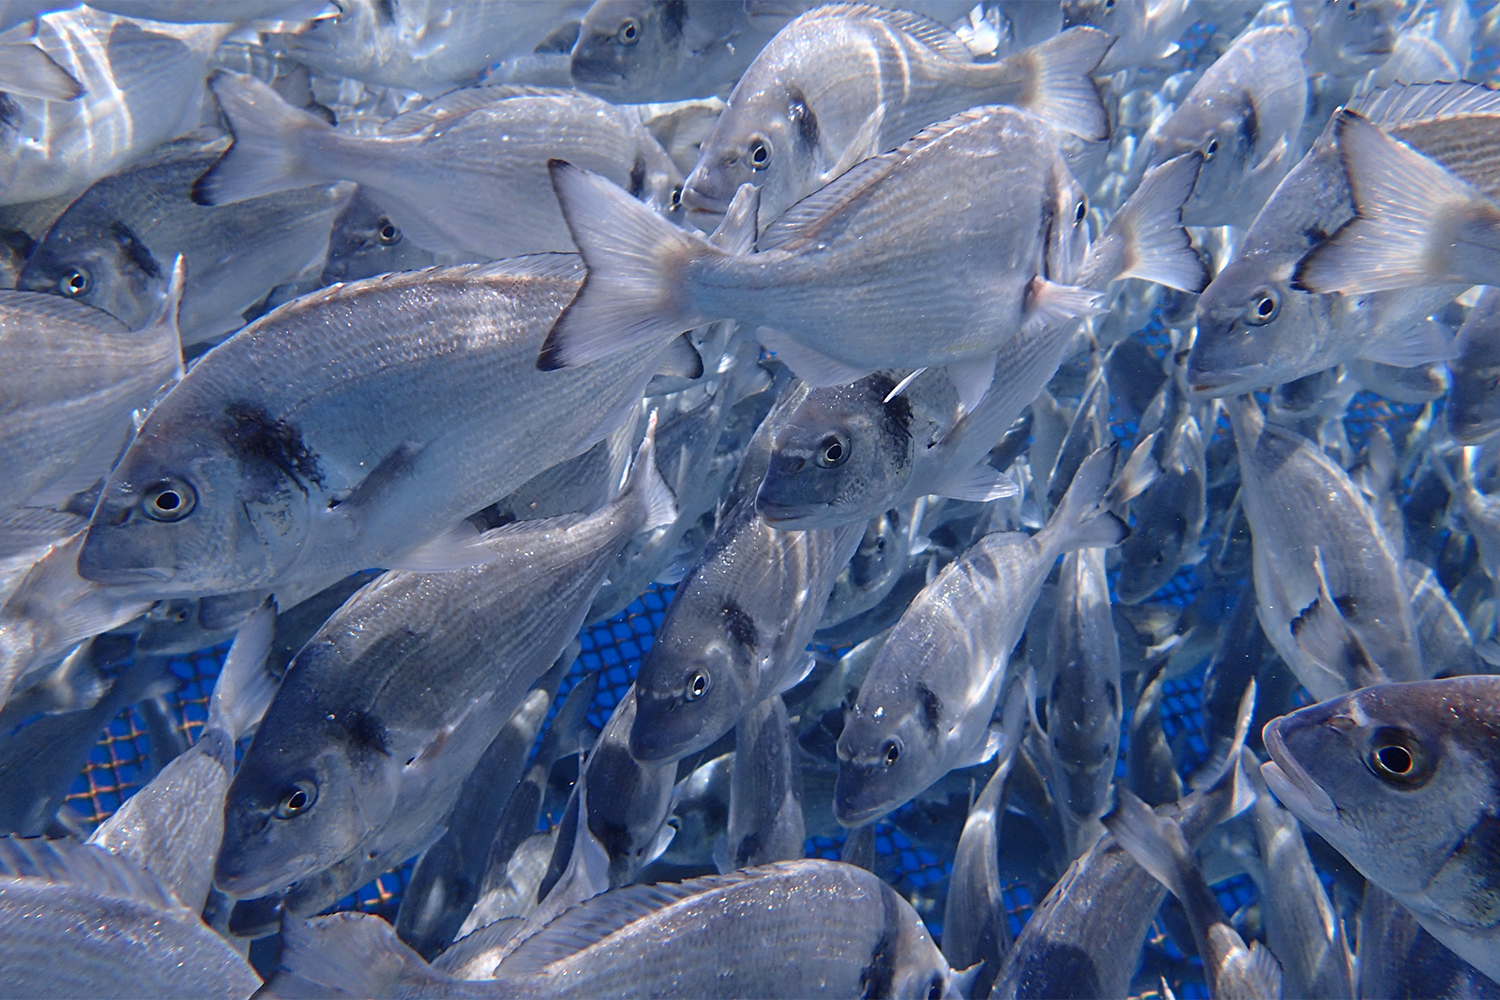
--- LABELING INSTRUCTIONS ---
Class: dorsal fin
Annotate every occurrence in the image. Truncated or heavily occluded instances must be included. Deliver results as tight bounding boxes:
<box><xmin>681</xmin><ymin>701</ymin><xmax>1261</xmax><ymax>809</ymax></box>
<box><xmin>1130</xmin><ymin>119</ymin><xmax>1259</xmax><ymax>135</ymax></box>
<box><xmin>499</xmin><ymin>868</ymin><xmax>775</xmax><ymax>975</ymax></box>
<box><xmin>379</xmin><ymin>86</ymin><xmax>581</xmax><ymax>136</ymax></box>
<box><xmin>0</xmin><ymin>836</ymin><xmax>183</xmax><ymax>913</ymax></box>
<box><xmin>1350</xmin><ymin>81</ymin><xmax>1500</xmax><ymax>127</ymax></box>
<box><xmin>794</xmin><ymin>2</ymin><xmax>974</xmax><ymax>61</ymax></box>
<box><xmin>466</xmin><ymin>252</ymin><xmax>587</xmax><ymax>283</ymax></box>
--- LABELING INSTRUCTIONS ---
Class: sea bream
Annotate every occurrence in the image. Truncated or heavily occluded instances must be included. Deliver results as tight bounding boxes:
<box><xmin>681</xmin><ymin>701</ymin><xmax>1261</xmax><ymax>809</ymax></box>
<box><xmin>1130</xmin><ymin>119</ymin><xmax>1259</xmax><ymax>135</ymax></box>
<box><xmin>537</xmin><ymin>104</ymin><xmax>1206</xmax><ymax>409</ymax></box>
<box><xmin>75</xmin><ymin>254</ymin><xmax>695</xmax><ymax>606</ymax></box>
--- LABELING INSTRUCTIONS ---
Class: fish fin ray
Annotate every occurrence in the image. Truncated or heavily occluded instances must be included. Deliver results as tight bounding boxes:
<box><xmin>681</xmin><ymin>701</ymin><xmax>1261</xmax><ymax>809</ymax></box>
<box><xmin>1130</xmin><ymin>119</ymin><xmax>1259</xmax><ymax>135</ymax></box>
<box><xmin>193</xmin><ymin>72</ymin><xmax>329</xmax><ymax>206</ymax></box>
<box><xmin>1083</xmin><ymin>153</ymin><xmax>1206</xmax><ymax>291</ymax></box>
<box><xmin>931</xmin><ymin>464</ymin><xmax>1019</xmax><ymax>503</ymax></box>
<box><xmin>708</xmin><ymin>184</ymin><xmax>760</xmax><ymax>254</ymax></box>
<box><xmin>947</xmin><ymin>352</ymin><xmax>998</xmax><ymax>414</ymax></box>
<box><xmin>797</xmin><ymin>3</ymin><xmax>973</xmax><ymax>61</ymax></box>
<box><xmin>207</xmin><ymin>597</ymin><xmax>278</xmax><ymax>742</ymax></box>
<box><xmin>1001</xmin><ymin>27</ymin><xmax>1113</xmax><ymax>141</ymax></box>
<box><xmin>755</xmin><ymin>328</ymin><xmax>871</xmax><ymax>387</ymax></box>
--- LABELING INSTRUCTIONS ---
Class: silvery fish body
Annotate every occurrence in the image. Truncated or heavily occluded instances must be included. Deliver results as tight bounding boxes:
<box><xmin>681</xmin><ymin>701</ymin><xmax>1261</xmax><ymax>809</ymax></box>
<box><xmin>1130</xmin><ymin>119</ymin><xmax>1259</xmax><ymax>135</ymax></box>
<box><xmin>1357</xmin><ymin>884</ymin><xmax>1500</xmax><ymax>1000</ymax></box>
<box><xmin>272</xmin><ymin>0</ymin><xmax>581</xmax><ymax>93</ymax></box>
<box><xmin>17</xmin><ymin>138</ymin><xmax>350</xmax><ymax>345</ymax></box>
<box><xmin>1228</xmin><ymin>395</ymin><xmax>1424</xmax><ymax>702</ymax></box>
<box><xmin>195</xmin><ymin>73</ymin><xmax>682</xmax><ymax>260</ymax></box>
<box><xmin>682</xmin><ymin>4</ymin><xmax>1110</xmax><ymax>230</ymax></box>
<box><xmin>1262</xmin><ymin>676</ymin><xmax>1500</xmax><ymax>986</ymax></box>
<box><xmin>76</xmin><ymin>256</ymin><xmax>673</xmax><ymax>605</ymax></box>
<box><xmin>0</xmin><ymin>6</ymin><xmax>228</xmax><ymax>205</ymax></box>
<box><xmin>1447</xmin><ymin>287</ymin><xmax>1500</xmax><ymax>444</ymax></box>
<box><xmin>215</xmin><ymin>439</ymin><xmax>672</xmax><ymax>901</ymax></box>
<box><xmin>941</xmin><ymin>746</ymin><xmax>1015</xmax><ymax>1000</ymax></box>
<box><xmin>834</xmin><ymin>447</ymin><xmax>1125</xmax><ymax>827</ymax></box>
<box><xmin>722</xmin><ymin>693</ymin><xmax>804</xmax><ymax>872</ymax></box>
<box><xmin>0</xmin><ymin>836</ymin><xmax>260</xmax><ymax>999</ymax></box>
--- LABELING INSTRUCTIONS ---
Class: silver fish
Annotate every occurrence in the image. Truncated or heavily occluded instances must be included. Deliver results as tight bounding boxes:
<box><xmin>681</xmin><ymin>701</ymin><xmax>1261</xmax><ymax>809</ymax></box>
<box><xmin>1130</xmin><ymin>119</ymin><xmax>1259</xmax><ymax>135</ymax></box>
<box><xmin>271</xmin><ymin>859</ymin><xmax>967</xmax><ymax>999</ymax></box>
<box><xmin>539</xmin><ymin>108</ymin><xmax>1205</xmax><ymax>406</ymax></box>
<box><xmin>18</xmin><ymin>138</ymin><xmax>350</xmax><ymax>345</ymax></box>
<box><xmin>0</xmin><ymin>6</ymin><xmax>229</xmax><ymax>205</ymax></box>
<box><xmin>1127</xmin><ymin>661</ymin><xmax>1184</xmax><ymax>808</ymax></box>
<box><xmin>1262</xmin><ymin>676</ymin><xmax>1500</xmax><ymax>986</ymax></box>
<box><xmin>194</xmin><ymin>73</ymin><xmax>683</xmax><ymax>260</ymax></box>
<box><xmin>0</xmin><ymin>262</ymin><xmax>181</xmax><ymax>511</ymax></box>
<box><xmin>682</xmin><ymin>6</ymin><xmax>1111</xmax><ymax>230</ymax></box>
<box><xmin>1228</xmin><ymin>394</ymin><xmax>1425</xmax><ymax>701</ymax></box>
<box><xmin>721</xmin><ymin>693</ymin><xmax>804</xmax><ymax>872</ymax></box>
<box><xmin>0</xmin><ymin>836</ymin><xmax>261</xmax><ymax>999</ymax></box>
<box><xmin>318</xmin><ymin>186</ymin><xmax>439</xmax><ymax>287</ymax></box>
<box><xmin>1294</xmin><ymin>0</ymin><xmax>1403</xmax><ymax>77</ymax></box>
<box><xmin>1447</xmin><ymin>287</ymin><xmax>1500</xmax><ymax>445</ymax></box>
<box><xmin>1059</xmin><ymin>0</ymin><xmax>1195</xmax><ymax>74</ymax></box>
<box><xmin>1357</xmin><ymin>884</ymin><xmax>1500</xmax><ymax>1000</ymax></box>
<box><xmin>76</xmin><ymin>255</ymin><xmax>691</xmax><ymax>606</ymax></box>
<box><xmin>834</xmin><ymin>447</ymin><xmax>1125</xmax><ymax>827</ymax></box>
<box><xmin>214</xmin><ymin>427</ymin><xmax>674</xmax><ymax>900</ymax></box>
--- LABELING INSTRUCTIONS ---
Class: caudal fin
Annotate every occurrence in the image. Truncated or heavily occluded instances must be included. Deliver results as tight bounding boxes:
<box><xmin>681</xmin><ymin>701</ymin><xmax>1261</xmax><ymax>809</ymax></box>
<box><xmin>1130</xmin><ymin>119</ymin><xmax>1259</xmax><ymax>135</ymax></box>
<box><xmin>1043</xmin><ymin>445</ymin><xmax>1130</xmax><ymax>554</ymax></box>
<box><xmin>193</xmin><ymin>71</ymin><xmax>332</xmax><ymax>206</ymax></box>
<box><xmin>1294</xmin><ymin>110</ymin><xmax>1500</xmax><ymax>294</ymax></box>
<box><xmin>996</xmin><ymin>27</ymin><xmax>1112</xmax><ymax>141</ymax></box>
<box><xmin>271</xmin><ymin>912</ymin><xmax>454</xmax><ymax>998</ymax></box>
<box><xmin>1103</xmin><ymin>787</ymin><xmax>1194</xmax><ymax>903</ymax></box>
<box><xmin>538</xmin><ymin>161</ymin><xmax>716</xmax><ymax>371</ymax></box>
<box><xmin>1082</xmin><ymin>153</ymin><xmax>1207</xmax><ymax>292</ymax></box>
<box><xmin>618</xmin><ymin>411</ymin><xmax>679</xmax><ymax>533</ymax></box>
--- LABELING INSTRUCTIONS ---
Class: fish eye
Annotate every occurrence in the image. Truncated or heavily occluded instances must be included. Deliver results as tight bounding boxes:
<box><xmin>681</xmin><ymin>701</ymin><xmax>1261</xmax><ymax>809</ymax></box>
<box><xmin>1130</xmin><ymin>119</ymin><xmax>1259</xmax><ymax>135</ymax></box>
<box><xmin>142</xmin><ymin>478</ymin><xmax>197</xmax><ymax>522</ymax></box>
<box><xmin>685</xmin><ymin>670</ymin><xmax>709</xmax><ymax>701</ymax></box>
<box><xmin>1245</xmin><ymin>288</ymin><xmax>1280</xmax><ymax>325</ymax></box>
<box><xmin>816</xmin><ymin>433</ymin><xmax>848</xmax><ymax>468</ymax></box>
<box><xmin>882</xmin><ymin>738</ymin><xmax>901</xmax><ymax>766</ymax></box>
<box><xmin>1365</xmin><ymin>727</ymin><xmax>1431</xmax><ymax>787</ymax></box>
<box><xmin>1204</xmin><ymin>138</ymin><xmax>1219</xmax><ymax>161</ymax></box>
<box><xmin>1074</xmin><ymin>199</ymin><xmax>1087</xmax><ymax>224</ymax></box>
<box><xmin>61</xmin><ymin>267</ymin><xmax>90</xmax><ymax>296</ymax></box>
<box><xmin>375</xmin><ymin>217</ymin><xmax>401</xmax><ymax>245</ymax></box>
<box><xmin>617</xmin><ymin>17</ymin><xmax>639</xmax><ymax>44</ymax></box>
<box><xmin>1103</xmin><ymin>0</ymin><xmax>1115</xmax><ymax>9</ymax></box>
<box><xmin>276</xmin><ymin>780</ymin><xmax>317</xmax><ymax>819</ymax></box>
<box><xmin>748</xmin><ymin>135</ymin><xmax>772</xmax><ymax>170</ymax></box>
<box><xmin>670</xmin><ymin>185</ymin><xmax>683</xmax><ymax>209</ymax></box>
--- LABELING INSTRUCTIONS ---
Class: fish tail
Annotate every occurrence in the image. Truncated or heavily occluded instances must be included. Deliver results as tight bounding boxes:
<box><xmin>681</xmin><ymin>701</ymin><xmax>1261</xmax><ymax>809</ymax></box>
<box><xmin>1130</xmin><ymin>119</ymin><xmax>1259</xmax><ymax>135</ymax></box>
<box><xmin>620</xmin><ymin>410</ymin><xmax>680</xmax><ymax>533</ymax></box>
<box><xmin>538</xmin><ymin>160</ymin><xmax>713</xmax><ymax>371</ymax></box>
<box><xmin>997</xmin><ymin>26</ymin><xmax>1113</xmax><ymax>141</ymax></box>
<box><xmin>206</xmin><ymin>598</ymin><xmax>279</xmax><ymax>743</ymax></box>
<box><xmin>1045</xmin><ymin>444</ymin><xmax>1129</xmax><ymax>554</ymax></box>
<box><xmin>192</xmin><ymin>71</ymin><xmax>332</xmax><ymax>207</ymax></box>
<box><xmin>1083</xmin><ymin>152</ymin><xmax>1208</xmax><ymax>293</ymax></box>
<box><xmin>139</xmin><ymin>255</ymin><xmax>186</xmax><ymax>382</ymax></box>
<box><xmin>1102</xmin><ymin>787</ymin><xmax>1195</xmax><ymax>903</ymax></box>
<box><xmin>273</xmin><ymin>912</ymin><xmax>455</xmax><ymax>997</ymax></box>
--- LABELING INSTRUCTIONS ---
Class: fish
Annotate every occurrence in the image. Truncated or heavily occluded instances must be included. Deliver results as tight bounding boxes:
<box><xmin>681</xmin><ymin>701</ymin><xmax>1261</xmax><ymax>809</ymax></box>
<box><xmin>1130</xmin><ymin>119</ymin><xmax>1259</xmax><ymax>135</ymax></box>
<box><xmin>682</xmin><ymin>5</ymin><xmax>1112</xmax><ymax>231</ymax></box>
<box><xmin>538</xmin><ymin>106</ymin><xmax>1206</xmax><ymax>406</ymax></box>
<box><xmin>653</xmin><ymin>750</ymin><xmax>733</xmax><ymax>871</ymax></box>
<box><xmin>1104</xmin><ymin>786</ymin><xmax>1286</xmax><ymax>999</ymax></box>
<box><xmin>75</xmin><ymin>255</ymin><xmax>693</xmax><ymax>606</ymax></box>
<box><xmin>721</xmin><ymin>693</ymin><xmax>804</xmax><ymax>872</ymax></box>
<box><xmin>834</xmin><ymin>446</ymin><xmax>1126</xmax><ymax>827</ymax></box>
<box><xmin>1059</xmin><ymin>0</ymin><xmax>1196</xmax><ymax>75</ymax></box>
<box><xmin>0</xmin><ymin>836</ymin><xmax>261</xmax><ymax>999</ymax></box>
<box><xmin>1143</xmin><ymin>25</ymin><xmax>1308</xmax><ymax>228</ymax></box>
<box><xmin>0</xmin><ymin>6</ymin><xmax>230</xmax><ymax>205</ymax></box>
<box><xmin>1295</xmin><ymin>0</ymin><xmax>1404</xmax><ymax>77</ymax></box>
<box><xmin>1294</xmin><ymin>111</ymin><xmax>1500</xmax><ymax>295</ymax></box>
<box><xmin>1447</xmin><ymin>287</ymin><xmax>1500</xmax><ymax>445</ymax></box>
<box><xmin>193</xmin><ymin>72</ymin><xmax>683</xmax><ymax>260</ymax></box>
<box><xmin>318</xmin><ymin>186</ymin><xmax>439</xmax><ymax>287</ymax></box>
<box><xmin>270</xmin><ymin>0</ymin><xmax>581</xmax><ymax>93</ymax></box>
<box><xmin>0</xmin><ymin>260</ymin><xmax>182</xmax><ymax>511</ymax></box>
<box><xmin>1262</xmin><ymin>676</ymin><xmax>1500</xmax><ymax>987</ymax></box>
<box><xmin>0</xmin><ymin>38</ymin><xmax>82</xmax><ymax>102</ymax></box>
<box><xmin>268</xmin><ymin>859</ymin><xmax>969</xmax><ymax>999</ymax></box>
<box><xmin>1127</xmin><ymin>661</ymin><xmax>1184</xmax><ymax>808</ymax></box>
<box><xmin>1228</xmin><ymin>394</ymin><xmax>1425</xmax><ymax>702</ymax></box>
<box><xmin>1188</xmin><ymin>81</ymin><xmax>1500</xmax><ymax>396</ymax></box>
<box><xmin>1357</xmin><ymin>884</ymin><xmax>1500</xmax><ymax>1000</ymax></box>
<box><xmin>214</xmin><ymin>422</ymin><xmax>674</xmax><ymax>901</ymax></box>
<box><xmin>17</xmin><ymin>137</ymin><xmax>350</xmax><ymax>345</ymax></box>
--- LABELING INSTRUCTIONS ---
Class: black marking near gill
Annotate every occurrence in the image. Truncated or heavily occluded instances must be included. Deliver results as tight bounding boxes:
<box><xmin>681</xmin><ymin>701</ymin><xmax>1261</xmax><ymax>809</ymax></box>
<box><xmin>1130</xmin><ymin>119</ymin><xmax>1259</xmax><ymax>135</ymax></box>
<box><xmin>865</xmin><ymin>373</ymin><xmax>914</xmax><ymax>460</ymax></box>
<box><xmin>340</xmin><ymin>709</ymin><xmax>390</xmax><ymax>757</ymax></box>
<box><xmin>223</xmin><ymin>402</ymin><xmax>326</xmax><ymax>492</ymax></box>
<box><xmin>917</xmin><ymin>684</ymin><xmax>941</xmax><ymax>734</ymax></box>
<box><xmin>788</xmin><ymin>86</ymin><xmax>820</xmax><ymax>151</ymax></box>
<box><xmin>723</xmin><ymin>597</ymin><xmax>759</xmax><ymax>649</ymax></box>
<box><xmin>110</xmin><ymin>220</ymin><xmax>162</xmax><ymax>279</ymax></box>
<box><xmin>661</xmin><ymin>0</ymin><xmax>688</xmax><ymax>42</ymax></box>
<box><xmin>628</xmin><ymin>156</ymin><xmax>647</xmax><ymax>199</ymax></box>
<box><xmin>1236</xmin><ymin>93</ymin><xmax>1261</xmax><ymax>154</ymax></box>
<box><xmin>860</xmin><ymin>880</ymin><xmax>907</xmax><ymax>999</ymax></box>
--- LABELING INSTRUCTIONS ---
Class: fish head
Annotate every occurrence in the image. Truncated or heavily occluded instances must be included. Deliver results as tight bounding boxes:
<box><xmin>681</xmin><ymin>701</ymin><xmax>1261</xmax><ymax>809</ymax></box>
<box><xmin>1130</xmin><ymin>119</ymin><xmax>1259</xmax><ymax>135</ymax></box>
<box><xmin>1305</xmin><ymin>0</ymin><xmax>1401</xmax><ymax>76</ymax></box>
<box><xmin>17</xmin><ymin>220</ymin><xmax>165</xmax><ymax>329</ymax></box>
<box><xmin>1151</xmin><ymin>93</ymin><xmax>1261</xmax><ymax>226</ymax></box>
<box><xmin>756</xmin><ymin>376</ymin><xmax>913</xmax><ymax>530</ymax></box>
<box><xmin>277</xmin><ymin>0</ymin><xmax>383</xmax><ymax>71</ymax></box>
<box><xmin>78</xmin><ymin>400</ymin><xmax>321</xmax><ymax>595</ymax></box>
<box><xmin>834</xmin><ymin>693</ymin><xmax>945</xmax><ymax>828</ymax></box>
<box><xmin>1262</xmin><ymin>677</ymin><xmax>1500</xmax><ymax>922</ymax></box>
<box><xmin>869</xmin><ymin>879</ymin><xmax>964</xmax><ymax>1000</ymax></box>
<box><xmin>571</xmin><ymin>0</ymin><xmax>687</xmax><ymax>102</ymax></box>
<box><xmin>1188</xmin><ymin>254</ymin><xmax>1321</xmax><ymax>395</ymax></box>
<box><xmin>630</xmin><ymin>608</ymin><xmax>758</xmax><ymax>763</ymax></box>
<box><xmin>1114</xmin><ymin>473</ymin><xmax>1195</xmax><ymax>602</ymax></box>
<box><xmin>682</xmin><ymin>63</ymin><xmax>823</xmax><ymax>231</ymax></box>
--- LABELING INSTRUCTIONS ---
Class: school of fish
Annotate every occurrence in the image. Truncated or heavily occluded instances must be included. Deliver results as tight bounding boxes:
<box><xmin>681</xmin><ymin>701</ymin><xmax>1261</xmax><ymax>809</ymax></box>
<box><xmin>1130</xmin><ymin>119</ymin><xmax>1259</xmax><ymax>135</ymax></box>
<box><xmin>1</xmin><ymin>0</ymin><xmax>1499</xmax><ymax>997</ymax></box>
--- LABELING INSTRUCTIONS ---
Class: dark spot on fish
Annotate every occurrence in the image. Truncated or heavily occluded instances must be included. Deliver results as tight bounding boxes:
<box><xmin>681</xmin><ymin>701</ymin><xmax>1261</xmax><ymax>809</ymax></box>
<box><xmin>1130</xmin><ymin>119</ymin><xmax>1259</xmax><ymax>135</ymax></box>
<box><xmin>917</xmin><ymin>684</ymin><xmax>941</xmax><ymax>733</ymax></box>
<box><xmin>864</xmin><ymin>373</ymin><xmax>914</xmax><ymax>461</ymax></box>
<box><xmin>1012</xmin><ymin>942</ymin><xmax>1103</xmax><ymax>999</ymax></box>
<box><xmin>628</xmin><ymin>156</ymin><xmax>647</xmax><ymax>199</ymax></box>
<box><xmin>1105</xmin><ymin>680</ymin><xmax>1119</xmax><ymax>717</ymax></box>
<box><xmin>110</xmin><ymin>221</ymin><xmax>162</xmax><ymax>280</ymax></box>
<box><xmin>1237</xmin><ymin>94</ymin><xmax>1260</xmax><ymax>152</ymax></box>
<box><xmin>1453</xmin><ymin>809</ymin><xmax>1500</xmax><ymax>919</ymax></box>
<box><xmin>1333</xmin><ymin>593</ymin><xmax>1359</xmax><ymax>620</ymax></box>
<box><xmin>859</xmin><ymin>882</ymin><xmax>905</xmax><ymax>999</ymax></box>
<box><xmin>223</xmin><ymin>401</ymin><xmax>325</xmax><ymax>491</ymax></box>
<box><xmin>723</xmin><ymin>598</ymin><xmax>758</xmax><ymax>648</ymax></box>
<box><xmin>340</xmin><ymin>709</ymin><xmax>389</xmax><ymax>757</ymax></box>
<box><xmin>374</xmin><ymin>0</ymin><xmax>396</xmax><ymax>23</ymax></box>
<box><xmin>733</xmin><ymin>831</ymin><xmax>761</xmax><ymax>867</ymax></box>
<box><xmin>0</xmin><ymin>94</ymin><xmax>19</xmax><ymax>132</ymax></box>
<box><xmin>1302</xmin><ymin>224</ymin><xmax>1329</xmax><ymax>245</ymax></box>
<box><xmin>788</xmin><ymin>86</ymin><xmax>819</xmax><ymax>150</ymax></box>
<box><xmin>1037</xmin><ymin>195</ymin><xmax>1058</xmax><ymax>280</ymax></box>
<box><xmin>660</xmin><ymin>0</ymin><xmax>687</xmax><ymax>41</ymax></box>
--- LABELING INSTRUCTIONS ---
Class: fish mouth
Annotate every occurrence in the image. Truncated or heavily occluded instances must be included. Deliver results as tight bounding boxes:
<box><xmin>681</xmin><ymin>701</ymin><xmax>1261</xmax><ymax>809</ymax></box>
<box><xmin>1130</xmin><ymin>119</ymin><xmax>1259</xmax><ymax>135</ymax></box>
<box><xmin>679</xmin><ymin>187</ymin><xmax>729</xmax><ymax>233</ymax></box>
<box><xmin>73</xmin><ymin>553</ymin><xmax>174</xmax><ymax>586</ymax></box>
<box><xmin>1261</xmin><ymin>720</ymin><xmax>1338</xmax><ymax>820</ymax></box>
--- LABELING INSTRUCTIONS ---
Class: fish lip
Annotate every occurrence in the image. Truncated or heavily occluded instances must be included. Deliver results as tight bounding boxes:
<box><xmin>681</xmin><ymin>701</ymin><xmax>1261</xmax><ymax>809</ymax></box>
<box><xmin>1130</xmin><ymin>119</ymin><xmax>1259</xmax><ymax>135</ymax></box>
<box><xmin>1261</xmin><ymin>721</ymin><xmax>1338</xmax><ymax>820</ymax></box>
<box><xmin>72</xmin><ymin>554</ymin><xmax>173</xmax><ymax>585</ymax></box>
<box><xmin>834</xmin><ymin>798</ymin><xmax>891</xmax><ymax>828</ymax></box>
